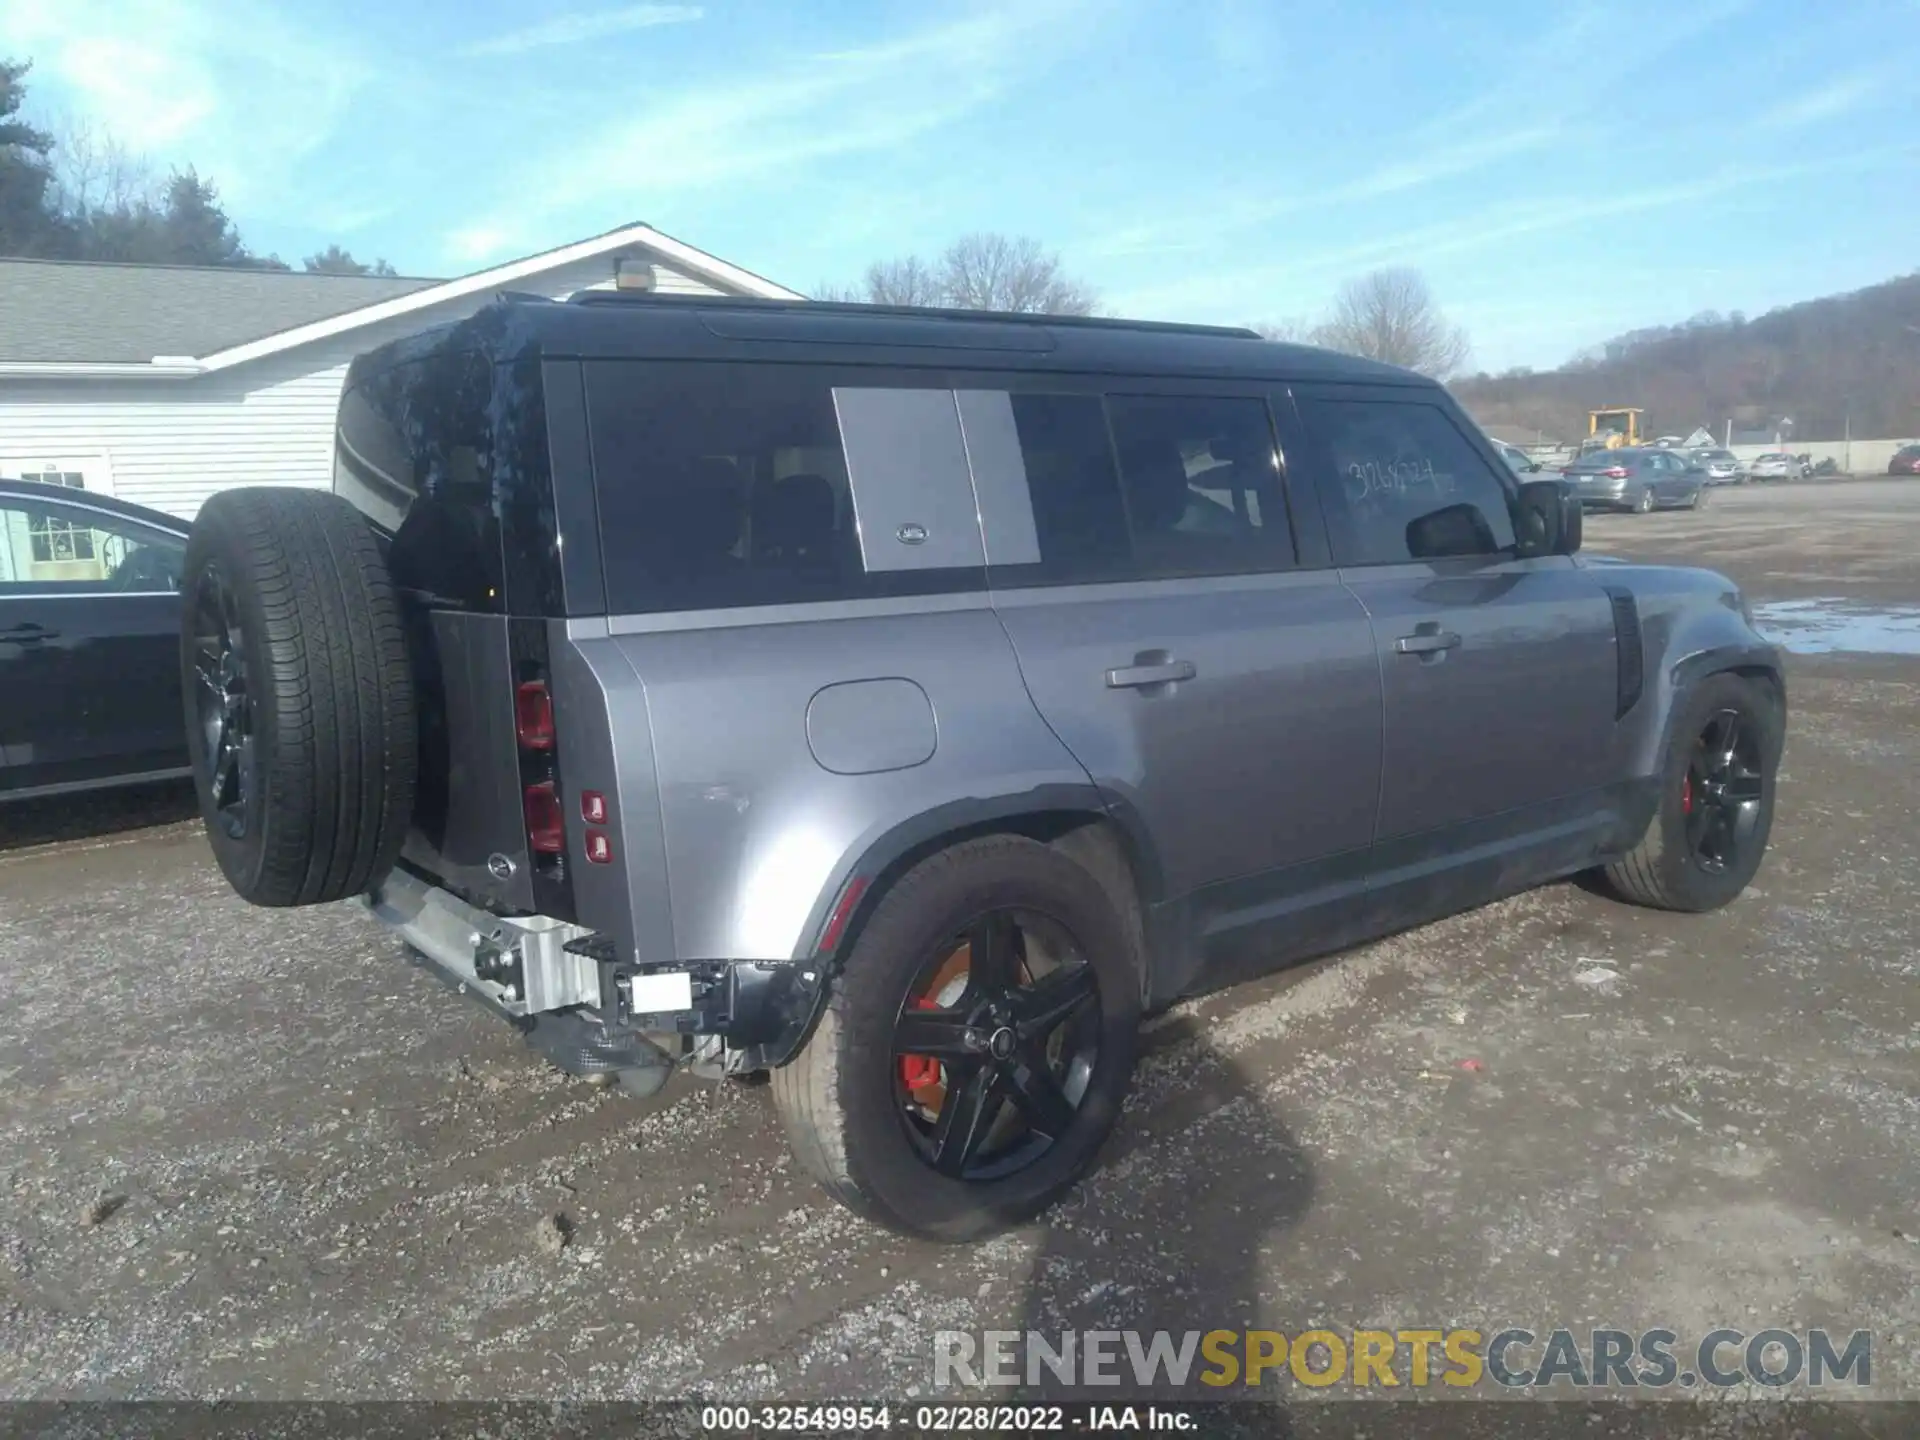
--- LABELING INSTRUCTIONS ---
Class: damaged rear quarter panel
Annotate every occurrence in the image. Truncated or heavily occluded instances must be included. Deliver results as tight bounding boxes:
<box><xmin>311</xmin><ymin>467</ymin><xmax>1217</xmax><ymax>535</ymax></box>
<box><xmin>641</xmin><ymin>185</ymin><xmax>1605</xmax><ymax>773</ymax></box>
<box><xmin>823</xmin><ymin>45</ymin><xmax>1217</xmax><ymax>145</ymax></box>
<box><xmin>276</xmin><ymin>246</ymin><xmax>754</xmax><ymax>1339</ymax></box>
<box><xmin>612</xmin><ymin>604</ymin><xmax>1098</xmax><ymax>964</ymax></box>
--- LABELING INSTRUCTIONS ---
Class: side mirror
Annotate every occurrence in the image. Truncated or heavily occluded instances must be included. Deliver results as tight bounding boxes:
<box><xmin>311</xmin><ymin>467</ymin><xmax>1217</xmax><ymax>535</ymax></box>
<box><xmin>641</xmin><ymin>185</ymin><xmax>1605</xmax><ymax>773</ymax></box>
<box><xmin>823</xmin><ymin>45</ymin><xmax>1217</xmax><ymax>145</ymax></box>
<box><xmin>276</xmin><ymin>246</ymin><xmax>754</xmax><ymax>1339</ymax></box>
<box><xmin>1514</xmin><ymin>479</ymin><xmax>1581</xmax><ymax>557</ymax></box>
<box><xmin>1406</xmin><ymin>502</ymin><xmax>1499</xmax><ymax>559</ymax></box>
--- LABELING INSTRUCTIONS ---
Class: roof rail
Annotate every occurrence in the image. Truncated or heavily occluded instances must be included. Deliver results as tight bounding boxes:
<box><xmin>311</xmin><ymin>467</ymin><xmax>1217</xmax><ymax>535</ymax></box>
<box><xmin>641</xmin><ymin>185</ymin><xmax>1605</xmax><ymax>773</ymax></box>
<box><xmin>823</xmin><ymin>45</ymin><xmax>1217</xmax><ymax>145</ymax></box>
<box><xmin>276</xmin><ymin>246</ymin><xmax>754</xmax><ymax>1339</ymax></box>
<box><xmin>563</xmin><ymin>289</ymin><xmax>1260</xmax><ymax>340</ymax></box>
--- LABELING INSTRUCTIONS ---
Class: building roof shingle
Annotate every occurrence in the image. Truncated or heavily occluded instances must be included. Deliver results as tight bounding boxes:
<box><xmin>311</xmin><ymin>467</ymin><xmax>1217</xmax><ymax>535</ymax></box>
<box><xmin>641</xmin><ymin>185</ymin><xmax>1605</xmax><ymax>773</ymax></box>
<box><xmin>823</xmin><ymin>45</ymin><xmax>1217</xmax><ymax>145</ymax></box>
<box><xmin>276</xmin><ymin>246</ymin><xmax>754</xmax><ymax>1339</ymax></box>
<box><xmin>0</xmin><ymin>258</ymin><xmax>441</xmax><ymax>364</ymax></box>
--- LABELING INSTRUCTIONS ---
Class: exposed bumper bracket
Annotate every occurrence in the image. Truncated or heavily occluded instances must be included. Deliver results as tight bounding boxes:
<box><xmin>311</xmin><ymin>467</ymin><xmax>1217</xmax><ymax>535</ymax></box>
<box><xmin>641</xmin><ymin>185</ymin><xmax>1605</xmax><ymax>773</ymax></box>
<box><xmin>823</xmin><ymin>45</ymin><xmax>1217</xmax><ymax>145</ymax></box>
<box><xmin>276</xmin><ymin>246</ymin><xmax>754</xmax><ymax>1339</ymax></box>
<box><xmin>365</xmin><ymin>867</ymin><xmax>600</xmax><ymax>1017</ymax></box>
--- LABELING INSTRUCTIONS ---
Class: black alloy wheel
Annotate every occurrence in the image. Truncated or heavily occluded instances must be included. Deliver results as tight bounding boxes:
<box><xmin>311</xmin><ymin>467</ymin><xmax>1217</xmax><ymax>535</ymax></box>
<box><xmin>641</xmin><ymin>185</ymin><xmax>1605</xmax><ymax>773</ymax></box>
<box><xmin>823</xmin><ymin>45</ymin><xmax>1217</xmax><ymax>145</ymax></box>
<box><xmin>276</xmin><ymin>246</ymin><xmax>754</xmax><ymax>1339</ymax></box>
<box><xmin>1681</xmin><ymin>708</ymin><xmax>1766</xmax><ymax>874</ymax></box>
<box><xmin>892</xmin><ymin>908</ymin><xmax>1101</xmax><ymax>1182</ymax></box>
<box><xmin>190</xmin><ymin>566</ymin><xmax>253</xmax><ymax>840</ymax></box>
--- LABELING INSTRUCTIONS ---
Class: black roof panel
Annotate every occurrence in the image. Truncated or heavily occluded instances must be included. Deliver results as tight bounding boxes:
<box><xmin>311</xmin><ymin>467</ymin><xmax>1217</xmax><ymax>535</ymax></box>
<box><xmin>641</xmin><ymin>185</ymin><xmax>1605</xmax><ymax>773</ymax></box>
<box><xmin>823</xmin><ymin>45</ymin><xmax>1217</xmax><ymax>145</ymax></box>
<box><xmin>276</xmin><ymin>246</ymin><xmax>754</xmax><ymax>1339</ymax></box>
<box><xmin>346</xmin><ymin>292</ymin><xmax>1431</xmax><ymax>390</ymax></box>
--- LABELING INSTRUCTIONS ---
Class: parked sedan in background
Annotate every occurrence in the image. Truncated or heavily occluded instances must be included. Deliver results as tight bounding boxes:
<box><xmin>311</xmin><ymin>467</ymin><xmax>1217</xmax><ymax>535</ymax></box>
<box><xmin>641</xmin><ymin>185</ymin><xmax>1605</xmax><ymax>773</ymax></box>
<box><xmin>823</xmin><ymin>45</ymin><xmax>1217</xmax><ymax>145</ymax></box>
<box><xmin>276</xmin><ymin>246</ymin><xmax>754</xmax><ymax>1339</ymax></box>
<box><xmin>0</xmin><ymin>479</ymin><xmax>190</xmax><ymax>801</ymax></box>
<box><xmin>1748</xmin><ymin>452</ymin><xmax>1798</xmax><ymax>481</ymax></box>
<box><xmin>1889</xmin><ymin>445</ymin><xmax>1920</xmax><ymax>476</ymax></box>
<box><xmin>1692</xmin><ymin>449</ymin><xmax>1747</xmax><ymax>484</ymax></box>
<box><xmin>1561</xmin><ymin>447</ymin><xmax>1708</xmax><ymax>512</ymax></box>
<box><xmin>1495</xmin><ymin>441</ymin><xmax>1543</xmax><ymax>475</ymax></box>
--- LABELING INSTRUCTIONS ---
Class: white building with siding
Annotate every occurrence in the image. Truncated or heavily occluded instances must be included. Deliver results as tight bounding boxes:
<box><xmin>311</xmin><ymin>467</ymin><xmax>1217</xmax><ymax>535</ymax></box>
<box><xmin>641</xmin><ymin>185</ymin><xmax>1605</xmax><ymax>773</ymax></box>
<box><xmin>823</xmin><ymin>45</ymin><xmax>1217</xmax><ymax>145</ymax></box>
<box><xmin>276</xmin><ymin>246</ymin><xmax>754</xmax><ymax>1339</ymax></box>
<box><xmin>0</xmin><ymin>224</ymin><xmax>800</xmax><ymax>519</ymax></box>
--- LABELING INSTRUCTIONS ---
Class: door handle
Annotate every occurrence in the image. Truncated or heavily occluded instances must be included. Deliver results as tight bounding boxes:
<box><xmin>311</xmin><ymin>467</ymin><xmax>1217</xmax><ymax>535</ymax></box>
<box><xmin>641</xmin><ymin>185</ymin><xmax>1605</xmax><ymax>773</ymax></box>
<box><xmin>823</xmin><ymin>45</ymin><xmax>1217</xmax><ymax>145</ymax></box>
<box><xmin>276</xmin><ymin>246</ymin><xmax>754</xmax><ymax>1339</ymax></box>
<box><xmin>0</xmin><ymin>623</ymin><xmax>58</xmax><ymax>644</ymax></box>
<box><xmin>1105</xmin><ymin>659</ymin><xmax>1196</xmax><ymax>689</ymax></box>
<box><xmin>1394</xmin><ymin>627</ymin><xmax>1461</xmax><ymax>656</ymax></box>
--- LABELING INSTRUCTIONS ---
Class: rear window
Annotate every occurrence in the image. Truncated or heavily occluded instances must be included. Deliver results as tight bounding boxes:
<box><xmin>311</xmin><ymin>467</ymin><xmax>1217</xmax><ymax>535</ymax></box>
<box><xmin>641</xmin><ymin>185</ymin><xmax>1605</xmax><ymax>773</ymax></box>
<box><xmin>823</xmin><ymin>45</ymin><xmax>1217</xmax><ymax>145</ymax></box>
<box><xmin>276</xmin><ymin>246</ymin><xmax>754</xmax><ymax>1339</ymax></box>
<box><xmin>335</xmin><ymin>350</ymin><xmax>505</xmax><ymax>613</ymax></box>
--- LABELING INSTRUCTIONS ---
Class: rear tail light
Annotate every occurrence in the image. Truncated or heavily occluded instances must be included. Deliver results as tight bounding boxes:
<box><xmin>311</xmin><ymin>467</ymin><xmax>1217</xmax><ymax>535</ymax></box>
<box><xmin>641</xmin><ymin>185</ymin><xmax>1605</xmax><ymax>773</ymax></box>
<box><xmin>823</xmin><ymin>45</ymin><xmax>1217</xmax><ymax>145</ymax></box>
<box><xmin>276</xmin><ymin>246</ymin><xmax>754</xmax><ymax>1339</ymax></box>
<box><xmin>524</xmin><ymin>781</ymin><xmax>564</xmax><ymax>853</ymax></box>
<box><xmin>515</xmin><ymin>681</ymin><xmax>555</xmax><ymax>750</ymax></box>
<box><xmin>580</xmin><ymin>790</ymin><xmax>608</xmax><ymax>826</ymax></box>
<box><xmin>584</xmin><ymin>831</ymin><xmax>613</xmax><ymax>865</ymax></box>
<box><xmin>1604</xmin><ymin>467</ymin><xmax>1629</xmax><ymax>478</ymax></box>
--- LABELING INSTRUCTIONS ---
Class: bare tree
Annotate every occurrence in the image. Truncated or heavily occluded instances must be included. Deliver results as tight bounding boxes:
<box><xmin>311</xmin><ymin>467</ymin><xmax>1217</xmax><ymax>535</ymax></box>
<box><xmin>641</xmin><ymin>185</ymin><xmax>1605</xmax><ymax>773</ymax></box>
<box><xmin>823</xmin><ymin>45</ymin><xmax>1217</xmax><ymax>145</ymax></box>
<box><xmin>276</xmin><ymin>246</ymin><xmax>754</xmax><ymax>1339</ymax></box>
<box><xmin>818</xmin><ymin>233</ymin><xmax>1099</xmax><ymax>315</ymax></box>
<box><xmin>863</xmin><ymin>254</ymin><xmax>944</xmax><ymax>307</ymax></box>
<box><xmin>938</xmin><ymin>233</ymin><xmax>1097</xmax><ymax>314</ymax></box>
<box><xmin>1249</xmin><ymin>317</ymin><xmax>1313</xmax><ymax>343</ymax></box>
<box><xmin>1313</xmin><ymin>267</ymin><xmax>1471</xmax><ymax>377</ymax></box>
<box><xmin>46</xmin><ymin>112</ymin><xmax>160</xmax><ymax>217</ymax></box>
<box><xmin>813</xmin><ymin>255</ymin><xmax>944</xmax><ymax>306</ymax></box>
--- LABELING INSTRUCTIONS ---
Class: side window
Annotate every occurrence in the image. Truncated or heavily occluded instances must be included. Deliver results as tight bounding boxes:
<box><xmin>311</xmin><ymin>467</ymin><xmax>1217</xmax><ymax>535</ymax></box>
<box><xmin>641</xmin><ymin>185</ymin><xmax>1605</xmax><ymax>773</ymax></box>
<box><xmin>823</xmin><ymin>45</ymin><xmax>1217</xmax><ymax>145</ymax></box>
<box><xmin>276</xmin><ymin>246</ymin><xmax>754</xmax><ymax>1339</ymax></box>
<box><xmin>1105</xmin><ymin>395</ymin><xmax>1292</xmax><ymax>578</ymax></box>
<box><xmin>1001</xmin><ymin>392</ymin><xmax>1294</xmax><ymax>585</ymax></box>
<box><xmin>1006</xmin><ymin>393</ymin><xmax>1133</xmax><ymax>584</ymax></box>
<box><xmin>1296</xmin><ymin>399</ymin><xmax>1517</xmax><ymax>566</ymax></box>
<box><xmin>0</xmin><ymin>500</ymin><xmax>185</xmax><ymax>594</ymax></box>
<box><xmin>587</xmin><ymin>362</ymin><xmax>869</xmax><ymax>614</ymax></box>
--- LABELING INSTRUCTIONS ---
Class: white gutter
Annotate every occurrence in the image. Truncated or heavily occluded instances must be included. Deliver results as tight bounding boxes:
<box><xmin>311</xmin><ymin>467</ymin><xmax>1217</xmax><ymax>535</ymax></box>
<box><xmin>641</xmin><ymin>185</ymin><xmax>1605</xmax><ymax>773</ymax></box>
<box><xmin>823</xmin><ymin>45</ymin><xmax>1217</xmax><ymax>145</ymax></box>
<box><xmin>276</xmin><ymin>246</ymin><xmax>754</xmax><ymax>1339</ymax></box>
<box><xmin>0</xmin><ymin>361</ymin><xmax>205</xmax><ymax>378</ymax></box>
<box><xmin>192</xmin><ymin>223</ymin><xmax>802</xmax><ymax>374</ymax></box>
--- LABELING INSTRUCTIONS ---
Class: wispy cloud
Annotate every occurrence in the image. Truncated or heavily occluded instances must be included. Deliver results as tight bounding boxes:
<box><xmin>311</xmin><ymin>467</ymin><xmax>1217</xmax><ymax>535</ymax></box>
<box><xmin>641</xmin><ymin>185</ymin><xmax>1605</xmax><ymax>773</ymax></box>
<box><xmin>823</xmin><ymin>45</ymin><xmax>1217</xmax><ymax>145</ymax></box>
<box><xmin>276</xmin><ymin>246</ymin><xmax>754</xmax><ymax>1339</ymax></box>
<box><xmin>442</xmin><ymin>0</ymin><xmax>1094</xmax><ymax>265</ymax></box>
<box><xmin>461</xmin><ymin>4</ymin><xmax>704</xmax><ymax>59</ymax></box>
<box><xmin>1758</xmin><ymin>68</ymin><xmax>1884</xmax><ymax>131</ymax></box>
<box><xmin>4</xmin><ymin>0</ymin><xmax>369</xmax><ymax>209</ymax></box>
<box><xmin>1106</xmin><ymin>143</ymin><xmax>1918</xmax><ymax>322</ymax></box>
<box><xmin>1083</xmin><ymin>0</ymin><xmax>1769</xmax><ymax>265</ymax></box>
<box><xmin>1079</xmin><ymin>122</ymin><xmax>1565</xmax><ymax>262</ymax></box>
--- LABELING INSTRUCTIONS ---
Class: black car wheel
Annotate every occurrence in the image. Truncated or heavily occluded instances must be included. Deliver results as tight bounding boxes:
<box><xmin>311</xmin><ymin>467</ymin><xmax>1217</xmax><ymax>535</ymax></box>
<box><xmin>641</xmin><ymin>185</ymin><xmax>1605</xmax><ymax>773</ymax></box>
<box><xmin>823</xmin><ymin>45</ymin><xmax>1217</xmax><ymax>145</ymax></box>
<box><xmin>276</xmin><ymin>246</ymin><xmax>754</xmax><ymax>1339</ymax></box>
<box><xmin>1634</xmin><ymin>488</ymin><xmax>1655</xmax><ymax>514</ymax></box>
<box><xmin>1598</xmin><ymin>673</ymin><xmax>1783</xmax><ymax>912</ymax></box>
<box><xmin>772</xmin><ymin>835</ymin><xmax>1140</xmax><ymax>1241</ymax></box>
<box><xmin>188</xmin><ymin>565</ymin><xmax>254</xmax><ymax>841</ymax></box>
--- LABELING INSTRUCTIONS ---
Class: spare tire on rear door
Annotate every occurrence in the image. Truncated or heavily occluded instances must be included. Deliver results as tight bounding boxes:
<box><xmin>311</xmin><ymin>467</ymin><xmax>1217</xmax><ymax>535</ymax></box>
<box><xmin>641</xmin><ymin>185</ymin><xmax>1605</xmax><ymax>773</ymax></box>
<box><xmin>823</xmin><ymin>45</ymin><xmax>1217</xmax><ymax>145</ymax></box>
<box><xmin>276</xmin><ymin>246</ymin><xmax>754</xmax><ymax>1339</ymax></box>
<box><xmin>181</xmin><ymin>487</ymin><xmax>416</xmax><ymax>907</ymax></box>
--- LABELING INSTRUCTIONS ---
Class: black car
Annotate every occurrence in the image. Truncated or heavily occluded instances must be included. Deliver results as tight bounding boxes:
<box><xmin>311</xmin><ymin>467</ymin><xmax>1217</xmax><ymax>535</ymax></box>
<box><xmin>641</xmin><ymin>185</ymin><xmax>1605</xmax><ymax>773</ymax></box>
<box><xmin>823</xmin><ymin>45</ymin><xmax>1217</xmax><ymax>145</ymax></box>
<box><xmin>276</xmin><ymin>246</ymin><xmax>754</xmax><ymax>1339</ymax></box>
<box><xmin>0</xmin><ymin>478</ymin><xmax>191</xmax><ymax>801</ymax></box>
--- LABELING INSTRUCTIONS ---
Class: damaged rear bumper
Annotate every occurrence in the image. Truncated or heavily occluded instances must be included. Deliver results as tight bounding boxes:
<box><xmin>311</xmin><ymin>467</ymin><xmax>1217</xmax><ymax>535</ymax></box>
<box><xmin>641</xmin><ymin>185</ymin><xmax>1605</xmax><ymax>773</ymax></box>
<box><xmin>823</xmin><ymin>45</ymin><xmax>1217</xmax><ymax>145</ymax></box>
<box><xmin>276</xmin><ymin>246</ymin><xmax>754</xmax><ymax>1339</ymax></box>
<box><xmin>364</xmin><ymin>866</ymin><xmax>829</xmax><ymax>1072</ymax></box>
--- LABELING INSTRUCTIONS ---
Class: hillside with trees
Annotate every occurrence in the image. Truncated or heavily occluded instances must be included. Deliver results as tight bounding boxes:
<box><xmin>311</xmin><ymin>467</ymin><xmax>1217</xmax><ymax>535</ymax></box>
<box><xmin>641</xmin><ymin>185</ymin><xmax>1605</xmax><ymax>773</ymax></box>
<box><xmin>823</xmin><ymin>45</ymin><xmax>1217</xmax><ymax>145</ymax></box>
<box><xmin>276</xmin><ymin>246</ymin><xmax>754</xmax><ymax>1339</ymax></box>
<box><xmin>1454</xmin><ymin>272</ymin><xmax>1920</xmax><ymax>443</ymax></box>
<box><xmin>1</xmin><ymin>57</ymin><xmax>396</xmax><ymax>275</ymax></box>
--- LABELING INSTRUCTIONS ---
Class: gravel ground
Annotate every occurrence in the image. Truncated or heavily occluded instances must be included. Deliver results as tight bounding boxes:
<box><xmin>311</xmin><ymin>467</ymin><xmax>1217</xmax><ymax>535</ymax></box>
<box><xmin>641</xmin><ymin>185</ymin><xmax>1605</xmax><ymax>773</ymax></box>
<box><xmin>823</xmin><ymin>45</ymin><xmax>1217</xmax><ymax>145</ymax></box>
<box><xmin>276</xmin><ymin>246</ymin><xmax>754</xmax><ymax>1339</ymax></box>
<box><xmin>1</xmin><ymin>479</ymin><xmax>1916</xmax><ymax>1415</ymax></box>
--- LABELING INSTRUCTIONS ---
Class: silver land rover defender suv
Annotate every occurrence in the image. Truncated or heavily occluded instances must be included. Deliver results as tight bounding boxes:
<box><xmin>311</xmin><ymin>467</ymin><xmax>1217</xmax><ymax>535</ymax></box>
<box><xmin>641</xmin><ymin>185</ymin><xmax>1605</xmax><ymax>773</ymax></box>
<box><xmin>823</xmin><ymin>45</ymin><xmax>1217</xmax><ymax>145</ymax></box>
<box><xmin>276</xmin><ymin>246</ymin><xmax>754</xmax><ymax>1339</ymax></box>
<box><xmin>181</xmin><ymin>294</ymin><xmax>1785</xmax><ymax>1241</ymax></box>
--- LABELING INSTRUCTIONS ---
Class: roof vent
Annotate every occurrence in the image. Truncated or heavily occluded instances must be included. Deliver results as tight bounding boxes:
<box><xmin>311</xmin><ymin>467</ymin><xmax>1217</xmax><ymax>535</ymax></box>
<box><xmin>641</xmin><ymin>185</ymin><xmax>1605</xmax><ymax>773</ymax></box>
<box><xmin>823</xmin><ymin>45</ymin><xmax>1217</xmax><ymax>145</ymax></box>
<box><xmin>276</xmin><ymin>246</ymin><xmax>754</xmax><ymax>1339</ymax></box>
<box><xmin>614</xmin><ymin>259</ymin><xmax>657</xmax><ymax>292</ymax></box>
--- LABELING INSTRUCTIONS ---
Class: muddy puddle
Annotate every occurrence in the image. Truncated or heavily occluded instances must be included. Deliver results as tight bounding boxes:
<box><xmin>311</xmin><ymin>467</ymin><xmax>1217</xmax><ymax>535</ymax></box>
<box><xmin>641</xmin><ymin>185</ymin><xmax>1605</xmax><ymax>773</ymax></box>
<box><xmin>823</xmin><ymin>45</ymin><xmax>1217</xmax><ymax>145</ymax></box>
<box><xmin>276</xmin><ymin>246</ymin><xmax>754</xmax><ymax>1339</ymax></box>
<box><xmin>1751</xmin><ymin>597</ymin><xmax>1920</xmax><ymax>655</ymax></box>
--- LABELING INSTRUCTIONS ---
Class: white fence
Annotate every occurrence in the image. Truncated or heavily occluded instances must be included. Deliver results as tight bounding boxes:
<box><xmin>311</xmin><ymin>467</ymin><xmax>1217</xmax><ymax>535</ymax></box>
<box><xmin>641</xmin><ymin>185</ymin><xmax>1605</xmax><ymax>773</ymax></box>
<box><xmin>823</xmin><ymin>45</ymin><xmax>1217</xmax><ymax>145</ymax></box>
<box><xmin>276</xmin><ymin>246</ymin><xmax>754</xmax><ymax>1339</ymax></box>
<box><xmin>1727</xmin><ymin>439</ymin><xmax>1911</xmax><ymax>474</ymax></box>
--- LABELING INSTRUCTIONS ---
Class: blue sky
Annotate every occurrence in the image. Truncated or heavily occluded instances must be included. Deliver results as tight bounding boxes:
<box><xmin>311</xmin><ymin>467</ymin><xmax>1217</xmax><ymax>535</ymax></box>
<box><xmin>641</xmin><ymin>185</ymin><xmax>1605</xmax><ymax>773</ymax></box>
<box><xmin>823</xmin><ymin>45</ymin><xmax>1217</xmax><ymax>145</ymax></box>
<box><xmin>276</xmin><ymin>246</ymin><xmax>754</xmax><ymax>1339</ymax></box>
<box><xmin>5</xmin><ymin>0</ymin><xmax>1916</xmax><ymax>371</ymax></box>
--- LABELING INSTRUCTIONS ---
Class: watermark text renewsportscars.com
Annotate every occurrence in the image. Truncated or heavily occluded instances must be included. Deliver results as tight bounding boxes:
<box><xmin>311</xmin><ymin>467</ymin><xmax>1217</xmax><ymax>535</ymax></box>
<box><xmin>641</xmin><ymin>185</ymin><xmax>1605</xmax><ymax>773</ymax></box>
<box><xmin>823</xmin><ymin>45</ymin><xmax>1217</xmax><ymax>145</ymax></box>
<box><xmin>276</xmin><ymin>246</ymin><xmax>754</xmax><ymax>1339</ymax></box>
<box><xmin>934</xmin><ymin>1327</ymin><xmax>1872</xmax><ymax>1391</ymax></box>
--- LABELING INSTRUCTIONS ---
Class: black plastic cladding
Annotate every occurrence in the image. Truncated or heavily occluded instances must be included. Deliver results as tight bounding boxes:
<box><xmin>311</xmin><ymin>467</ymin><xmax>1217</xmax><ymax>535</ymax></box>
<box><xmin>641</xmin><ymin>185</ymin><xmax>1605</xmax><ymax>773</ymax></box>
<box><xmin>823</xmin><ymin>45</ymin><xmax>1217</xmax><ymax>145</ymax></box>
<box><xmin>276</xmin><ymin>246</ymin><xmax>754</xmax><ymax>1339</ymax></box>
<box><xmin>508</xmin><ymin>615</ymin><xmax>576</xmax><ymax>921</ymax></box>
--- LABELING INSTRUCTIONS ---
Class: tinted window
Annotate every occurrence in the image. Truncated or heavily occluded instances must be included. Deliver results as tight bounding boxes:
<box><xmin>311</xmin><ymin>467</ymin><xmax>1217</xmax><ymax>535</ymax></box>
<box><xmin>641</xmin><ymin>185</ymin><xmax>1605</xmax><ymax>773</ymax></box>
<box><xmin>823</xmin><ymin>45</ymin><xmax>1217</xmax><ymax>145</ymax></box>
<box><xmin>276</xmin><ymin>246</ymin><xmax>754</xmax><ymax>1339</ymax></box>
<box><xmin>1298</xmin><ymin>399</ymin><xmax>1517</xmax><ymax>566</ymax></box>
<box><xmin>0</xmin><ymin>499</ymin><xmax>185</xmax><ymax>594</ymax></box>
<box><xmin>1107</xmin><ymin>395</ymin><xmax>1293</xmax><ymax>578</ymax></box>
<box><xmin>1006</xmin><ymin>392</ymin><xmax>1293</xmax><ymax>584</ymax></box>
<box><xmin>1007</xmin><ymin>393</ymin><xmax>1132</xmax><ymax>584</ymax></box>
<box><xmin>337</xmin><ymin>350</ymin><xmax>504</xmax><ymax>612</ymax></box>
<box><xmin>588</xmin><ymin>362</ymin><xmax>875</xmax><ymax>613</ymax></box>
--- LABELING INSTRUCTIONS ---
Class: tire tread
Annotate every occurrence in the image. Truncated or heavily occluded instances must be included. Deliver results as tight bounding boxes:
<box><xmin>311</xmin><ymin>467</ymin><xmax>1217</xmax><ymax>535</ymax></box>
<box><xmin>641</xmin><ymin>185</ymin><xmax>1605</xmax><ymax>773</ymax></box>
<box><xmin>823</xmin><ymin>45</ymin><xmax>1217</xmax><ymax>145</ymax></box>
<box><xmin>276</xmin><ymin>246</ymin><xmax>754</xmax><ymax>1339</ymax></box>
<box><xmin>184</xmin><ymin>487</ymin><xmax>415</xmax><ymax>907</ymax></box>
